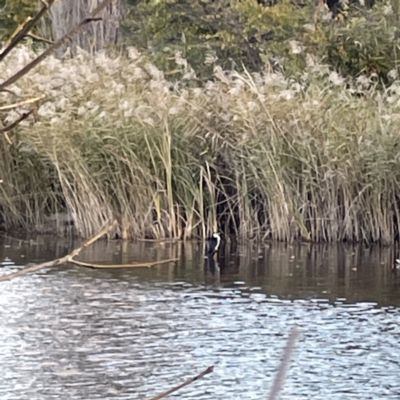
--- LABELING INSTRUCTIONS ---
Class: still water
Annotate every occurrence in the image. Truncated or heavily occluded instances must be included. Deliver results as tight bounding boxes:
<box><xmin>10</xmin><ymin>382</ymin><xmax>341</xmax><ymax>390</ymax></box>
<box><xmin>0</xmin><ymin>236</ymin><xmax>400</xmax><ymax>399</ymax></box>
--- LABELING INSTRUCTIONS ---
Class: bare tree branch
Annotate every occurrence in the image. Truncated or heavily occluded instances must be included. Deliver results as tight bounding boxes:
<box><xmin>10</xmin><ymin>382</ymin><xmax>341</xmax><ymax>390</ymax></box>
<box><xmin>26</xmin><ymin>33</ymin><xmax>55</xmax><ymax>45</ymax></box>
<box><xmin>3</xmin><ymin>17</ymin><xmax>32</xmax><ymax>48</ymax></box>
<box><xmin>0</xmin><ymin>0</ymin><xmax>113</xmax><ymax>91</ymax></box>
<box><xmin>0</xmin><ymin>220</ymin><xmax>118</xmax><ymax>282</ymax></box>
<box><xmin>70</xmin><ymin>257</ymin><xmax>179</xmax><ymax>269</ymax></box>
<box><xmin>0</xmin><ymin>110</ymin><xmax>34</xmax><ymax>134</ymax></box>
<box><xmin>0</xmin><ymin>0</ymin><xmax>56</xmax><ymax>63</ymax></box>
<box><xmin>0</xmin><ymin>95</ymin><xmax>45</xmax><ymax>111</ymax></box>
<box><xmin>0</xmin><ymin>88</ymin><xmax>17</xmax><ymax>96</ymax></box>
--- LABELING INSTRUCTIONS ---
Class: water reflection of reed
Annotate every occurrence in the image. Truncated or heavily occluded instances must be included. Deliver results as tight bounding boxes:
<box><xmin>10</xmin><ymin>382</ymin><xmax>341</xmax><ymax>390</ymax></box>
<box><xmin>216</xmin><ymin>241</ymin><xmax>399</xmax><ymax>304</ymax></box>
<box><xmin>1</xmin><ymin>235</ymin><xmax>399</xmax><ymax>305</ymax></box>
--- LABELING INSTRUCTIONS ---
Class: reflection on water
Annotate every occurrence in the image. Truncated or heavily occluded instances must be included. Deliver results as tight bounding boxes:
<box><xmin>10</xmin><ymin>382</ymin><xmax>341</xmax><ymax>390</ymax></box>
<box><xmin>0</xmin><ymin>236</ymin><xmax>400</xmax><ymax>399</ymax></box>
<box><xmin>13</xmin><ymin>237</ymin><xmax>395</xmax><ymax>306</ymax></box>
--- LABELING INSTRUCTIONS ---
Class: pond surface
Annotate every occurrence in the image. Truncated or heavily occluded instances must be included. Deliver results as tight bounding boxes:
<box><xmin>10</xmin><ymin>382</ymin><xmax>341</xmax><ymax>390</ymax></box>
<box><xmin>0</xmin><ymin>236</ymin><xmax>400</xmax><ymax>399</ymax></box>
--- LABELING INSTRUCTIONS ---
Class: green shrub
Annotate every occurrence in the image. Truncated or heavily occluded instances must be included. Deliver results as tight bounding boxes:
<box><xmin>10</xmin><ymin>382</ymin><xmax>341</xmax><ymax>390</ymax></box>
<box><xmin>305</xmin><ymin>2</ymin><xmax>400</xmax><ymax>84</ymax></box>
<box><xmin>122</xmin><ymin>0</ymin><xmax>400</xmax><ymax>84</ymax></box>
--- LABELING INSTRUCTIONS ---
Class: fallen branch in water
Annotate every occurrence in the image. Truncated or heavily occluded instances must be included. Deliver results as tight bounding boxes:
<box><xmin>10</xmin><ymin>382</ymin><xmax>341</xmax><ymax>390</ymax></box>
<box><xmin>268</xmin><ymin>328</ymin><xmax>301</xmax><ymax>400</ymax></box>
<box><xmin>0</xmin><ymin>220</ymin><xmax>179</xmax><ymax>281</ymax></box>
<box><xmin>145</xmin><ymin>365</ymin><xmax>214</xmax><ymax>400</ymax></box>
<box><xmin>71</xmin><ymin>257</ymin><xmax>179</xmax><ymax>269</ymax></box>
<box><xmin>0</xmin><ymin>220</ymin><xmax>117</xmax><ymax>282</ymax></box>
<box><xmin>138</xmin><ymin>238</ymin><xmax>179</xmax><ymax>243</ymax></box>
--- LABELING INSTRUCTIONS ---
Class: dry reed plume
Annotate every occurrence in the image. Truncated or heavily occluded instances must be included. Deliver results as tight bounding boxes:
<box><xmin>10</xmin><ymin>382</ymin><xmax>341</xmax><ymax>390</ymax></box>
<box><xmin>1</xmin><ymin>46</ymin><xmax>400</xmax><ymax>243</ymax></box>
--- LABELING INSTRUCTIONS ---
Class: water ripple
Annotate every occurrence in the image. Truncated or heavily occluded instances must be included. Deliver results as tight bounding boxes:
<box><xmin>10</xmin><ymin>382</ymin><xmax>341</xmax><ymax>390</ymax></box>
<box><xmin>0</xmin><ymin>267</ymin><xmax>399</xmax><ymax>399</ymax></box>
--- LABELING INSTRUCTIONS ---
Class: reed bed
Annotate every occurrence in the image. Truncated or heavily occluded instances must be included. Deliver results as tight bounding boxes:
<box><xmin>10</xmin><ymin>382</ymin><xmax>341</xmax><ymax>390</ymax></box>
<box><xmin>1</xmin><ymin>46</ymin><xmax>400</xmax><ymax>242</ymax></box>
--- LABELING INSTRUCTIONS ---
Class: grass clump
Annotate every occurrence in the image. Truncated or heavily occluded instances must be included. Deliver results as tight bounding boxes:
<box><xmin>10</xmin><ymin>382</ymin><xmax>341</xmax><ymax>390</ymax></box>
<box><xmin>1</xmin><ymin>45</ymin><xmax>400</xmax><ymax>243</ymax></box>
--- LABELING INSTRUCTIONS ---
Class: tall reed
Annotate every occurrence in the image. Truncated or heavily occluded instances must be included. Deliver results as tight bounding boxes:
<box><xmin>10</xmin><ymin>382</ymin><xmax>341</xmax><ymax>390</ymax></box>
<box><xmin>1</xmin><ymin>46</ymin><xmax>400</xmax><ymax>243</ymax></box>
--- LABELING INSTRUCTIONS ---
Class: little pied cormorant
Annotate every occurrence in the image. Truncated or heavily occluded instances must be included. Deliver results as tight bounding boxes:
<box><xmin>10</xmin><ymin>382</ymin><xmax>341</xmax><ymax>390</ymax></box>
<box><xmin>207</xmin><ymin>232</ymin><xmax>221</xmax><ymax>258</ymax></box>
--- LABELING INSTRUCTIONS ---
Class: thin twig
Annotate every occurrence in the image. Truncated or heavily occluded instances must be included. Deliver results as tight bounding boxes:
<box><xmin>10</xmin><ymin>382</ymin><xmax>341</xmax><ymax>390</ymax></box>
<box><xmin>68</xmin><ymin>219</ymin><xmax>118</xmax><ymax>258</ymax></box>
<box><xmin>0</xmin><ymin>220</ymin><xmax>117</xmax><ymax>282</ymax></box>
<box><xmin>3</xmin><ymin>17</ymin><xmax>32</xmax><ymax>48</ymax></box>
<box><xmin>0</xmin><ymin>88</ymin><xmax>17</xmax><ymax>96</ymax></box>
<box><xmin>268</xmin><ymin>328</ymin><xmax>301</xmax><ymax>400</ymax></box>
<box><xmin>137</xmin><ymin>238</ymin><xmax>180</xmax><ymax>243</ymax></box>
<box><xmin>3</xmin><ymin>132</ymin><xmax>12</xmax><ymax>145</ymax></box>
<box><xmin>0</xmin><ymin>0</ymin><xmax>112</xmax><ymax>90</ymax></box>
<box><xmin>0</xmin><ymin>1</ymin><xmax>55</xmax><ymax>62</ymax></box>
<box><xmin>0</xmin><ymin>94</ymin><xmax>46</xmax><ymax>111</ymax></box>
<box><xmin>26</xmin><ymin>33</ymin><xmax>54</xmax><ymax>45</ymax></box>
<box><xmin>145</xmin><ymin>365</ymin><xmax>214</xmax><ymax>400</ymax></box>
<box><xmin>0</xmin><ymin>110</ymin><xmax>34</xmax><ymax>134</ymax></box>
<box><xmin>70</xmin><ymin>257</ymin><xmax>179</xmax><ymax>269</ymax></box>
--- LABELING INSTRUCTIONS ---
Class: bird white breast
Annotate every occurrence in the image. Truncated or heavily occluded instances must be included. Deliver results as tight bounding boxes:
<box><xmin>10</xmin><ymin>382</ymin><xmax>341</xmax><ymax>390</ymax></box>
<box><xmin>213</xmin><ymin>233</ymin><xmax>221</xmax><ymax>250</ymax></box>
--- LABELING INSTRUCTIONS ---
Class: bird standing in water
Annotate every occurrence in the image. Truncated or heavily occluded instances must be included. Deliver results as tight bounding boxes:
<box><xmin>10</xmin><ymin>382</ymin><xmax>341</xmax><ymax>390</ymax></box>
<box><xmin>207</xmin><ymin>232</ymin><xmax>221</xmax><ymax>258</ymax></box>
